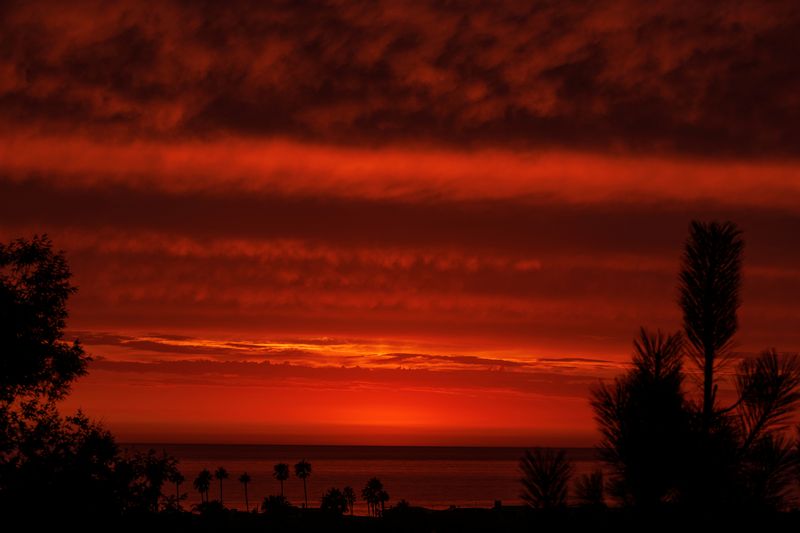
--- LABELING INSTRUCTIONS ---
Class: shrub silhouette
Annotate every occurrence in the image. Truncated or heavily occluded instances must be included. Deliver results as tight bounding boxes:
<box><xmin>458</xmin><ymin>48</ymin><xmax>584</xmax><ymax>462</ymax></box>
<box><xmin>261</xmin><ymin>494</ymin><xmax>292</xmax><ymax>516</ymax></box>
<box><xmin>574</xmin><ymin>470</ymin><xmax>605</xmax><ymax>508</ymax></box>
<box><xmin>320</xmin><ymin>487</ymin><xmax>348</xmax><ymax>515</ymax></box>
<box><xmin>519</xmin><ymin>448</ymin><xmax>572</xmax><ymax>509</ymax></box>
<box><xmin>591</xmin><ymin>328</ymin><xmax>689</xmax><ymax>506</ymax></box>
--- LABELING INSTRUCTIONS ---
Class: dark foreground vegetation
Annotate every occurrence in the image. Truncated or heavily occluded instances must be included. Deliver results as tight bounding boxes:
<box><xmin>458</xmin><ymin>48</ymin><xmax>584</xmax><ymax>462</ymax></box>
<box><xmin>3</xmin><ymin>222</ymin><xmax>800</xmax><ymax>532</ymax></box>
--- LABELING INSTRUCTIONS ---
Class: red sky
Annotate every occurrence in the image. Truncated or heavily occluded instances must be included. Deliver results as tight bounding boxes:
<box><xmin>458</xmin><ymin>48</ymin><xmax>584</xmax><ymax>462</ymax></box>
<box><xmin>2</xmin><ymin>0</ymin><xmax>800</xmax><ymax>445</ymax></box>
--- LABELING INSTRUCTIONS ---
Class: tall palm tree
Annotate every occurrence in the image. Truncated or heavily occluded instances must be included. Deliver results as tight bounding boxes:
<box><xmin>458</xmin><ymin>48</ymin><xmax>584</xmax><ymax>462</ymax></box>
<box><xmin>214</xmin><ymin>466</ymin><xmax>229</xmax><ymax>504</ymax></box>
<box><xmin>343</xmin><ymin>486</ymin><xmax>356</xmax><ymax>515</ymax></box>
<box><xmin>239</xmin><ymin>472</ymin><xmax>252</xmax><ymax>511</ymax></box>
<box><xmin>294</xmin><ymin>459</ymin><xmax>312</xmax><ymax>508</ymax></box>
<box><xmin>273</xmin><ymin>463</ymin><xmax>290</xmax><ymax>497</ymax></box>
<box><xmin>679</xmin><ymin>220</ymin><xmax>743</xmax><ymax>431</ymax></box>
<box><xmin>193</xmin><ymin>469</ymin><xmax>212</xmax><ymax>503</ymax></box>
<box><xmin>169</xmin><ymin>470</ymin><xmax>186</xmax><ymax>504</ymax></box>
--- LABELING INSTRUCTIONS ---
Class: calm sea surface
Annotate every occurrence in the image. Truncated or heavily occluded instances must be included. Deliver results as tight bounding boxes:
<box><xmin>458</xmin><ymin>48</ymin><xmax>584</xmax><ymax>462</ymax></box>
<box><xmin>124</xmin><ymin>444</ymin><xmax>603</xmax><ymax>513</ymax></box>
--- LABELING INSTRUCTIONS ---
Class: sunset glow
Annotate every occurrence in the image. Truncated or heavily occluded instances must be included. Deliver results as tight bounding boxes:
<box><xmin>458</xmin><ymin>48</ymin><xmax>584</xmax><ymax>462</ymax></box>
<box><xmin>3</xmin><ymin>0</ymin><xmax>800</xmax><ymax>446</ymax></box>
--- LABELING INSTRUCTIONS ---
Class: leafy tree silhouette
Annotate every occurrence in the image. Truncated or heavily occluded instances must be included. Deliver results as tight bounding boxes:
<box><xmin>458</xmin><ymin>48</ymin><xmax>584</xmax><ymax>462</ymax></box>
<box><xmin>0</xmin><ymin>235</ymin><xmax>89</xmax><ymax>403</ymax></box>
<box><xmin>131</xmin><ymin>448</ymin><xmax>180</xmax><ymax>512</ymax></box>
<box><xmin>0</xmin><ymin>235</ymin><xmax>177</xmax><ymax>519</ymax></box>
<box><xmin>518</xmin><ymin>448</ymin><xmax>572</xmax><ymax>509</ymax></box>
<box><xmin>239</xmin><ymin>472</ymin><xmax>251</xmax><ymax>511</ymax></box>
<box><xmin>294</xmin><ymin>459</ymin><xmax>312</xmax><ymax>508</ymax></box>
<box><xmin>273</xmin><ymin>462</ymin><xmax>290</xmax><ymax>497</ymax></box>
<box><xmin>214</xmin><ymin>466</ymin><xmax>229</xmax><ymax>504</ymax></box>
<box><xmin>194</xmin><ymin>469</ymin><xmax>212</xmax><ymax>503</ymax></box>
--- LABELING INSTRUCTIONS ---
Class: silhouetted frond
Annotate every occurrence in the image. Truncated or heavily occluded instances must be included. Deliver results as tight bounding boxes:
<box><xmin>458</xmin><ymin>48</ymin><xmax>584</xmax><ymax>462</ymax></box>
<box><xmin>740</xmin><ymin>433</ymin><xmax>799</xmax><ymax>510</ymax></box>
<box><xmin>519</xmin><ymin>448</ymin><xmax>572</xmax><ymax>509</ymax></box>
<box><xmin>632</xmin><ymin>327</ymin><xmax>684</xmax><ymax>382</ymax></box>
<box><xmin>736</xmin><ymin>350</ymin><xmax>800</xmax><ymax>452</ymax></box>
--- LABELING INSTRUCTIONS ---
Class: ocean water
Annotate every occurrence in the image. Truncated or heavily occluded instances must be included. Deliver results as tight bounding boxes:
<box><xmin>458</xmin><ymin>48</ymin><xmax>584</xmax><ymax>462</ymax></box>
<box><xmin>124</xmin><ymin>444</ymin><xmax>603</xmax><ymax>514</ymax></box>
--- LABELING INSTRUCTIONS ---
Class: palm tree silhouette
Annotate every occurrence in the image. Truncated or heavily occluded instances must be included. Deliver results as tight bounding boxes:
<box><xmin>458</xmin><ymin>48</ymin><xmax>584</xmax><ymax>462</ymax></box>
<box><xmin>343</xmin><ymin>486</ymin><xmax>356</xmax><ymax>515</ymax></box>
<box><xmin>193</xmin><ymin>469</ymin><xmax>212</xmax><ymax>503</ymax></box>
<box><xmin>238</xmin><ymin>472</ymin><xmax>251</xmax><ymax>511</ymax></box>
<box><xmin>273</xmin><ymin>463</ymin><xmax>290</xmax><ymax>497</ymax></box>
<box><xmin>361</xmin><ymin>477</ymin><xmax>386</xmax><ymax>517</ymax></box>
<box><xmin>294</xmin><ymin>459</ymin><xmax>312</xmax><ymax>508</ymax></box>
<box><xmin>169</xmin><ymin>470</ymin><xmax>185</xmax><ymax>505</ymax></box>
<box><xmin>679</xmin><ymin>220</ymin><xmax>744</xmax><ymax>431</ymax></box>
<box><xmin>214</xmin><ymin>466</ymin><xmax>229</xmax><ymax>504</ymax></box>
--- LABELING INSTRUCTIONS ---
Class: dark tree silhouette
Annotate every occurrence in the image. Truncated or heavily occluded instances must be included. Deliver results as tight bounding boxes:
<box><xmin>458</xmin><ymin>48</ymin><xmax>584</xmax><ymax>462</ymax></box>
<box><xmin>0</xmin><ymin>235</ymin><xmax>89</xmax><ymax>403</ymax></box>
<box><xmin>239</xmin><ymin>472</ymin><xmax>251</xmax><ymax>511</ymax></box>
<box><xmin>131</xmin><ymin>448</ymin><xmax>180</xmax><ymax>512</ymax></box>
<box><xmin>194</xmin><ymin>469</ymin><xmax>212</xmax><ymax>503</ymax></box>
<box><xmin>361</xmin><ymin>477</ymin><xmax>387</xmax><ymax>517</ymax></box>
<box><xmin>679</xmin><ymin>221</ymin><xmax>743</xmax><ymax>431</ymax></box>
<box><xmin>0</xmin><ymin>235</ymin><xmax>180</xmax><ymax>519</ymax></box>
<box><xmin>519</xmin><ymin>448</ymin><xmax>572</xmax><ymax>509</ymax></box>
<box><xmin>0</xmin><ymin>235</ymin><xmax>183</xmax><ymax>518</ymax></box>
<box><xmin>320</xmin><ymin>487</ymin><xmax>348</xmax><ymax>515</ymax></box>
<box><xmin>169</xmin><ymin>469</ymin><xmax>186</xmax><ymax>509</ymax></box>
<box><xmin>591</xmin><ymin>328</ymin><xmax>689</xmax><ymax>506</ymax></box>
<box><xmin>273</xmin><ymin>462</ymin><xmax>290</xmax><ymax>497</ymax></box>
<box><xmin>214</xmin><ymin>466</ymin><xmax>229</xmax><ymax>504</ymax></box>
<box><xmin>574</xmin><ymin>470</ymin><xmax>605</xmax><ymax>508</ymax></box>
<box><xmin>261</xmin><ymin>494</ymin><xmax>292</xmax><ymax>515</ymax></box>
<box><xmin>343</xmin><ymin>485</ymin><xmax>356</xmax><ymax>515</ymax></box>
<box><xmin>294</xmin><ymin>459</ymin><xmax>312</xmax><ymax>508</ymax></box>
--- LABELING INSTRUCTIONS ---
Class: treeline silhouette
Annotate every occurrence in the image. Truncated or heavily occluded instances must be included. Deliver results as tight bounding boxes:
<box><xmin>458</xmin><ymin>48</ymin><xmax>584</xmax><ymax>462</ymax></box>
<box><xmin>2</xmin><ymin>224</ymin><xmax>800</xmax><ymax>531</ymax></box>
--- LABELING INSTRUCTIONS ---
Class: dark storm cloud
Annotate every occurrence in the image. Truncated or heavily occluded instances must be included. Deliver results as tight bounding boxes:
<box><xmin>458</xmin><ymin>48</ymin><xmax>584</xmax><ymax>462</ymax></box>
<box><xmin>1</xmin><ymin>0</ymin><xmax>799</xmax><ymax>155</ymax></box>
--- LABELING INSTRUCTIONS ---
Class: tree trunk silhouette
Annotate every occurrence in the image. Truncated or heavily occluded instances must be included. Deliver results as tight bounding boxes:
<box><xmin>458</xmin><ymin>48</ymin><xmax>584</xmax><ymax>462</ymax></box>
<box><xmin>303</xmin><ymin>479</ymin><xmax>308</xmax><ymax>508</ymax></box>
<box><xmin>244</xmin><ymin>483</ymin><xmax>249</xmax><ymax>511</ymax></box>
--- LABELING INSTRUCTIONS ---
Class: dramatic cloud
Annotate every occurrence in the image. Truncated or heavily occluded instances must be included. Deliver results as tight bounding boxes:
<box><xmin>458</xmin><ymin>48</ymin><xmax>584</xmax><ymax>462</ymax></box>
<box><xmin>2</xmin><ymin>1</ymin><xmax>800</xmax><ymax>155</ymax></box>
<box><xmin>2</xmin><ymin>0</ymin><xmax>800</xmax><ymax>444</ymax></box>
